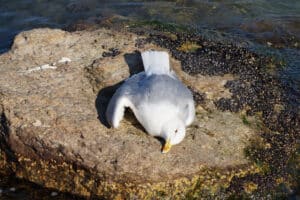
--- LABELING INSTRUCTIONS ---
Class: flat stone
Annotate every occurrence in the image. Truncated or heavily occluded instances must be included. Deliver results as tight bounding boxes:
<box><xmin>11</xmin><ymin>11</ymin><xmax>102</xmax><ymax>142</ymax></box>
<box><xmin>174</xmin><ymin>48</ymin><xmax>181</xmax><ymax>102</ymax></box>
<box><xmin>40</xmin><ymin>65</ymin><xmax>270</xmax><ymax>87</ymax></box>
<box><xmin>0</xmin><ymin>28</ymin><xmax>260</xmax><ymax>198</ymax></box>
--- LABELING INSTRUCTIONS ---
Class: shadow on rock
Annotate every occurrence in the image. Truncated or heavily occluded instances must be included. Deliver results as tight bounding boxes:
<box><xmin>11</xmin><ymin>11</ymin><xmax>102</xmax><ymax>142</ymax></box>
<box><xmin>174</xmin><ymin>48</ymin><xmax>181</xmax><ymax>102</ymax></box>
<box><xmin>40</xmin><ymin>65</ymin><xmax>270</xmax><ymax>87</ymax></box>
<box><xmin>124</xmin><ymin>50</ymin><xmax>144</xmax><ymax>76</ymax></box>
<box><xmin>95</xmin><ymin>81</ymin><xmax>123</xmax><ymax>128</ymax></box>
<box><xmin>95</xmin><ymin>50</ymin><xmax>144</xmax><ymax>128</ymax></box>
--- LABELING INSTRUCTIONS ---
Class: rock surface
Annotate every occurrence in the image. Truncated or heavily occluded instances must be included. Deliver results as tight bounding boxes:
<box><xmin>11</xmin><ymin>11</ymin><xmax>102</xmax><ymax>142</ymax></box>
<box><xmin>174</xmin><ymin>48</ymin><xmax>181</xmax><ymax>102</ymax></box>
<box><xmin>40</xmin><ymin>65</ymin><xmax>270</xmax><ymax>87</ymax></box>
<box><xmin>0</xmin><ymin>28</ymin><xmax>267</xmax><ymax>198</ymax></box>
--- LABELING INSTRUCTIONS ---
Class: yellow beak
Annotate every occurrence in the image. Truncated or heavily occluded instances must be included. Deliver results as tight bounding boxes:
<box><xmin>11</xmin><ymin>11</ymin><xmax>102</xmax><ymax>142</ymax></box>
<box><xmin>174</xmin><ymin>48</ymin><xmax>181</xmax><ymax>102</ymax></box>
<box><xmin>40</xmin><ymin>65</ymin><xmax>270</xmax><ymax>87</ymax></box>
<box><xmin>162</xmin><ymin>139</ymin><xmax>172</xmax><ymax>153</ymax></box>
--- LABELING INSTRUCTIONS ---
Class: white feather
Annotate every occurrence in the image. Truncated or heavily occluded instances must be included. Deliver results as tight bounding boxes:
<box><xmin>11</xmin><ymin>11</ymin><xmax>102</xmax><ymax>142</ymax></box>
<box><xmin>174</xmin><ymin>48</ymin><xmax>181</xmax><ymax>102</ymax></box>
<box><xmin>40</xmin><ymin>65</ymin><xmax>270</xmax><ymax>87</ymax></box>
<box><xmin>106</xmin><ymin>95</ymin><xmax>134</xmax><ymax>128</ymax></box>
<box><xmin>141</xmin><ymin>51</ymin><xmax>170</xmax><ymax>76</ymax></box>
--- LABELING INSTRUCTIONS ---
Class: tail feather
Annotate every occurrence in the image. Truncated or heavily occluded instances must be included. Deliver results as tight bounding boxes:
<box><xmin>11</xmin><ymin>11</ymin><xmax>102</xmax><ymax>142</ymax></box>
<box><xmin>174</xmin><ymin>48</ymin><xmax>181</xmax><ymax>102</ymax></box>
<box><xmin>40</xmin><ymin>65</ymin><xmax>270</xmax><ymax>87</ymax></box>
<box><xmin>141</xmin><ymin>51</ymin><xmax>170</xmax><ymax>76</ymax></box>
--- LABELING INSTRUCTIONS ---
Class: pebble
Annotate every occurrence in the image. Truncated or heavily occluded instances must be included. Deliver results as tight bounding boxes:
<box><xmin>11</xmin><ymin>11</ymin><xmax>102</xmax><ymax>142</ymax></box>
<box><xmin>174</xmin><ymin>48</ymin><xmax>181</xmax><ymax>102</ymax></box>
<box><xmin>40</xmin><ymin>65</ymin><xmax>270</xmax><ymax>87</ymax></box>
<box><xmin>9</xmin><ymin>187</ymin><xmax>16</xmax><ymax>192</ymax></box>
<box><xmin>51</xmin><ymin>191</ymin><xmax>58</xmax><ymax>197</ymax></box>
<box><xmin>33</xmin><ymin>119</ymin><xmax>42</xmax><ymax>127</ymax></box>
<box><xmin>58</xmin><ymin>57</ymin><xmax>72</xmax><ymax>63</ymax></box>
<box><xmin>102</xmin><ymin>48</ymin><xmax>121</xmax><ymax>57</ymax></box>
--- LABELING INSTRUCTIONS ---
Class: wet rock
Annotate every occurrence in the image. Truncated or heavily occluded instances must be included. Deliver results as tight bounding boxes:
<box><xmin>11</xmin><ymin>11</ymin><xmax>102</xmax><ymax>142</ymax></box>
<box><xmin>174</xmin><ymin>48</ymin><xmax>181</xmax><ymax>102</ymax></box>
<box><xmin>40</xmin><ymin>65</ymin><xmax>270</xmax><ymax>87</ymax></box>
<box><xmin>144</xmin><ymin>30</ymin><xmax>299</xmax><ymax>197</ymax></box>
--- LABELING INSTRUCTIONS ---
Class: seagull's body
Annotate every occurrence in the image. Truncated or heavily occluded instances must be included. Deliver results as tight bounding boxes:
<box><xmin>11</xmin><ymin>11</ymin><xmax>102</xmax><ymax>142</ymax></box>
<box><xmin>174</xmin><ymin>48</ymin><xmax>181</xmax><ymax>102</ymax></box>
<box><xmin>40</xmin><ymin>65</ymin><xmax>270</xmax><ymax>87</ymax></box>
<box><xmin>106</xmin><ymin>51</ymin><xmax>195</xmax><ymax>152</ymax></box>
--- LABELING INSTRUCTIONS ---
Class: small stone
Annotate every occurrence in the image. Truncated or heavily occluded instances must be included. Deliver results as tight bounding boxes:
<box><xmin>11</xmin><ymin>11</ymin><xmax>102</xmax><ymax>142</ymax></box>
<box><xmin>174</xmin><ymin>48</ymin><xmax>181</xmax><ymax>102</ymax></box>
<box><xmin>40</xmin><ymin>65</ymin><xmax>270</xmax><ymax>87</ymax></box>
<box><xmin>265</xmin><ymin>143</ymin><xmax>271</xmax><ymax>149</ymax></box>
<box><xmin>51</xmin><ymin>191</ymin><xmax>58</xmax><ymax>197</ymax></box>
<box><xmin>33</xmin><ymin>119</ymin><xmax>42</xmax><ymax>127</ymax></box>
<box><xmin>58</xmin><ymin>57</ymin><xmax>71</xmax><ymax>63</ymax></box>
<box><xmin>9</xmin><ymin>187</ymin><xmax>16</xmax><ymax>192</ymax></box>
<box><xmin>196</xmin><ymin>105</ymin><xmax>205</xmax><ymax>113</ymax></box>
<box><xmin>243</xmin><ymin>182</ymin><xmax>258</xmax><ymax>193</ymax></box>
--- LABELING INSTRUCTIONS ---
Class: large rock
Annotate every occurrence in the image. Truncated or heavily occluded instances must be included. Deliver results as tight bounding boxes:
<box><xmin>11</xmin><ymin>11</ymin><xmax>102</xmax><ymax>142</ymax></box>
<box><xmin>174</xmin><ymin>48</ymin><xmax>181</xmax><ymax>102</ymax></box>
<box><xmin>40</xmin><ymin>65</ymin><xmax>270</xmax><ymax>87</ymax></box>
<box><xmin>0</xmin><ymin>28</ymin><xmax>261</xmax><ymax>198</ymax></box>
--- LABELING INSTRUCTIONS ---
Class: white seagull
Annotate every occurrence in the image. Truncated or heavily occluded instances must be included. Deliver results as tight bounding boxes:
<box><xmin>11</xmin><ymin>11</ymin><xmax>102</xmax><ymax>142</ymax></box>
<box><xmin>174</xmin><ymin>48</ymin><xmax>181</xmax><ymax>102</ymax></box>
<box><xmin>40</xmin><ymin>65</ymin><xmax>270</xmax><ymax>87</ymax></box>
<box><xmin>106</xmin><ymin>50</ymin><xmax>195</xmax><ymax>153</ymax></box>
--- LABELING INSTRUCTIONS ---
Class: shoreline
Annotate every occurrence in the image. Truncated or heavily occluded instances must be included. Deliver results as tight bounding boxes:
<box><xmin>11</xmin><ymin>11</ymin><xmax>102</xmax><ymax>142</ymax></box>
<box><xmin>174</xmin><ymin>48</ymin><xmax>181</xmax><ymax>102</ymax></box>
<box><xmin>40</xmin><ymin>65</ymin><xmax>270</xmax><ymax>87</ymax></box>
<box><xmin>0</xmin><ymin>22</ymin><xmax>299</xmax><ymax>199</ymax></box>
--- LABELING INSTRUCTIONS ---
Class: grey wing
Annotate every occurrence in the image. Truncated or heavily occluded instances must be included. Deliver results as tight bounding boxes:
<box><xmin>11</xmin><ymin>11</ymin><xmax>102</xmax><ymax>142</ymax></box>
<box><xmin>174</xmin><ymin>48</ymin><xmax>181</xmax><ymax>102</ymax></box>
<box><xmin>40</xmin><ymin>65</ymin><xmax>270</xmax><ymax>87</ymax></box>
<box><xmin>144</xmin><ymin>75</ymin><xmax>195</xmax><ymax>125</ymax></box>
<box><xmin>105</xmin><ymin>93</ymin><xmax>131</xmax><ymax>128</ymax></box>
<box><xmin>105</xmin><ymin>73</ymin><xmax>144</xmax><ymax>128</ymax></box>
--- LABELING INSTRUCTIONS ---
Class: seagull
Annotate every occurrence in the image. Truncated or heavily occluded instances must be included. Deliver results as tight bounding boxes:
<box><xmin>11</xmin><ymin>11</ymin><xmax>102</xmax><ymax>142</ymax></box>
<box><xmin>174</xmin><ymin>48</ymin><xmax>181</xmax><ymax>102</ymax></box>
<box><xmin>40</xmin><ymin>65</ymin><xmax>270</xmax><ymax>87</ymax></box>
<box><xmin>106</xmin><ymin>50</ymin><xmax>195</xmax><ymax>153</ymax></box>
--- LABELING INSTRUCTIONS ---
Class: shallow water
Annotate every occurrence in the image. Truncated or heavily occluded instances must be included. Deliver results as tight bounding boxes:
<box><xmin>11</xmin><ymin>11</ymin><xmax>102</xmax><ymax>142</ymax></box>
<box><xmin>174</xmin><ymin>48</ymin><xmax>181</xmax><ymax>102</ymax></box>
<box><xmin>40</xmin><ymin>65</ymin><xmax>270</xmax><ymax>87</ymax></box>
<box><xmin>0</xmin><ymin>0</ymin><xmax>299</xmax><ymax>92</ymax></box>
<box><xmin>0</xmin><ymin>0</ymin><xmax>299</xmax><ymax>198</ymax></box>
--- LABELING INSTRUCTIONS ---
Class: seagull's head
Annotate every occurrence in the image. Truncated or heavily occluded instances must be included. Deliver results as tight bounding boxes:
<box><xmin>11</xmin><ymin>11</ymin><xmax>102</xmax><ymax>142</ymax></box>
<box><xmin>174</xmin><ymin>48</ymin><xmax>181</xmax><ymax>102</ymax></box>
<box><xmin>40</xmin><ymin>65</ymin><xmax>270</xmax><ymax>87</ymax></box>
<box><xmin>161</xmin><ymin>118</ymin><xmax>186</xmax><ymax>153</ymax></box>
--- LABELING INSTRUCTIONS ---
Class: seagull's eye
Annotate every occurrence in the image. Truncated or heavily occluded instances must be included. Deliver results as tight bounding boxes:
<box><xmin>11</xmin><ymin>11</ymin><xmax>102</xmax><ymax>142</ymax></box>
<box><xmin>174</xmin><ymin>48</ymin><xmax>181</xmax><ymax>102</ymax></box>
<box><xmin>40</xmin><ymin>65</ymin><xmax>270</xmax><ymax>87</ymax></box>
<box><xmin>175</xmin><ymin>129</ymin><xmax>178</xmax><ymax>133</ymax></box>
